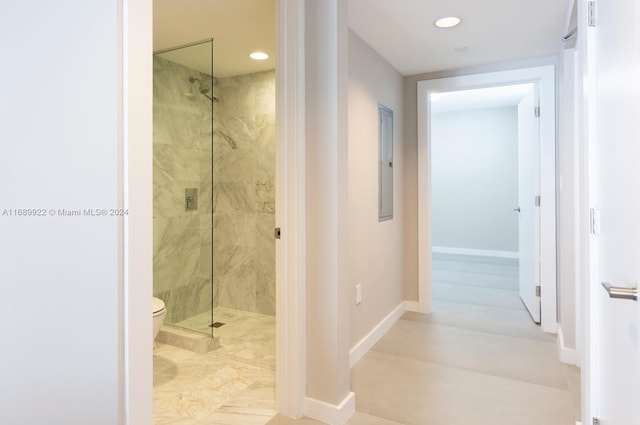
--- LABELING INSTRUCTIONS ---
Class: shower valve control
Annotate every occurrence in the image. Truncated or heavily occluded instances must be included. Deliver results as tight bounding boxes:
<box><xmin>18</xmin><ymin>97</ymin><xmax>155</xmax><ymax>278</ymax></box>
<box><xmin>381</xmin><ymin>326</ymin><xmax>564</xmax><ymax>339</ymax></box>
<box><xmin>185</xmin><ymin>188</ymin><xmax>198</xmax><ymax>211</ymax></box>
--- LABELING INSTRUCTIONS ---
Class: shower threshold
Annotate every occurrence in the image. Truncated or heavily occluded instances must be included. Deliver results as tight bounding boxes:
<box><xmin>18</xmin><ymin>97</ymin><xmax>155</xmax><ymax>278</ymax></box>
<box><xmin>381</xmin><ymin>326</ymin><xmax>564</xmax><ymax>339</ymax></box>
<box><xmin>156</xmin><ymin>324</ymin><xmax>220</xmax><ymax>354</ymax></box>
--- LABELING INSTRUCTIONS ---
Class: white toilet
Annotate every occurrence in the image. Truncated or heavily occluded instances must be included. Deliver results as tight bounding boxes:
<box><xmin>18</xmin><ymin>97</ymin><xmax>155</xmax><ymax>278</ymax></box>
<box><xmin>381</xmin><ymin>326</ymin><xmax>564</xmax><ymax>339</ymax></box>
<box><xmin>153</xmin><ymin>297</ymin><xmax>167</xmax><ymax>340</ymax></box>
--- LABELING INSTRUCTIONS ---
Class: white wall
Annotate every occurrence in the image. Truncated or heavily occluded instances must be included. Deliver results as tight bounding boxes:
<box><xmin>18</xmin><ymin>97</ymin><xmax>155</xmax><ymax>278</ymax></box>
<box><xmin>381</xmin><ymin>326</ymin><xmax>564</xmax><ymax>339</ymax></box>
<box><xmin>0</xmin><ymin>1</ymin><xmax>128</xmax><ymax>423</ymax></box>
<box><xmin>431</xmin><ymin>107</ymin><xmax>519</xmax><ymax>254</ymax></box>
<box><xmin>348</xmin><ymin>31</ymin><xmax>405</xmax><ymax>347</ymax></box>
<box><xmin>304</xmin><ymin>0</ymin><xmax>352</xmax><ymax>413</ymax></box>
<box><xmin>557</xmin><ymin>48</ymin><xmax>578</xmax><ymax>350</ymax></box>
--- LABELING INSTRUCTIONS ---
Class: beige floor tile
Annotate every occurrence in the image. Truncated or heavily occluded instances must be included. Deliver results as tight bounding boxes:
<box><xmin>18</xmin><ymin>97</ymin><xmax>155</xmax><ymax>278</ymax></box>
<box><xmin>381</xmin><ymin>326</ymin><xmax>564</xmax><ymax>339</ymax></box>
<box><xmin>432</xmin><ymin>269</ymin><xmax>518</xmax><ymax>290</ymax></box>
<box><xmin>564</xmin><ymin>365</ymin><xmax>582</xmax><ymax>422</ymax></box>
<box><xmin>345</xmin><ymin>412</ymin><xmax>406</xmax><ymax>424</ymax></box>
<box><xmin>403</xmin><ymin>300</ymin><xmax>556</xmax><ymax>343</ymax></box>
<box><xmin>433</xmin><ymin>281</ymin><xmax>524</xmax><ymax>310</ymax></box>
<box><xmin>352</xmin><ymin>350</ymin><xmax>576</xmax><ymax>425</ymax></box>
<box><xmin>371</xmin><ymin>319</ymin><xmax>567</xmax><ymax>389</ymax></box>
<box><xmin>431</xmin><ymin>258</ymin><xmax>519</xmax><ymax>276</ymax></box>
<box><xmin>432</xmin><ymin>253</ymin><xmax>518</xmax><ymax>266</ymax></box>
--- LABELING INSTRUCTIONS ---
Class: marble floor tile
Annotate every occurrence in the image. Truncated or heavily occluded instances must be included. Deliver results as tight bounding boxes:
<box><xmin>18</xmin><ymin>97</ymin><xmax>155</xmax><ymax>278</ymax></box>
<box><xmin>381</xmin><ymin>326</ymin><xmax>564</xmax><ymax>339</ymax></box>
<box><xmin>154</xmin><ymin>308</ymin><xmax>276</xmax><ymax>425</ymax></box>
<box><xmin>174</xmin><ymin>307</ymin><xmax>276</xmax><ymax>370</ymax></box>
<box><xmin>214</xmin><ymin>308</ymin><xmax>276</xmax><ymax>370</ymax></box>
<box><xmin>154</xmin><ymin>342</ymin><xmax>199</xmax><ymax>376</ymax></box>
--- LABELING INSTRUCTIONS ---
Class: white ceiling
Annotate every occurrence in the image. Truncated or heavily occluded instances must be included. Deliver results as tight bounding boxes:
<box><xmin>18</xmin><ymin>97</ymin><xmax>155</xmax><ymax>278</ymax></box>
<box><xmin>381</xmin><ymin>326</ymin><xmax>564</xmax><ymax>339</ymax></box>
<box><xmin>430</xmin><ymin>84</ymin><xmax>533</xmax><ymax>113</ymax></box>
<box><xmin>153</xmin><ymin>0</ymin><xmax>572</xmax><ymax>78</ymax></box>
<box><xmin>348</xmin><ymin>0</ymin><xmax>573</xmax><ymax>75</ymax></box>
<box><xmin>153</xmin><ymin>0</ymin><xmax>276</xmax><ymax>77</ymax></box>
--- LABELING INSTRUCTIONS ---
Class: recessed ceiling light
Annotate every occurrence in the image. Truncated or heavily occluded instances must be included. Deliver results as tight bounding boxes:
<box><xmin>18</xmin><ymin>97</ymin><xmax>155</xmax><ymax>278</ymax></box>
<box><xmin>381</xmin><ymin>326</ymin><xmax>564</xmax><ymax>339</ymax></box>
<box><xmin>249</xmin><ymin>51</ymin><xmax>269</xmax><ymax>60</ymax></box>
<box><xmin>434</xmin><ymin>17</ymin><xmax>461</xmax><ymax>28</ymax></box>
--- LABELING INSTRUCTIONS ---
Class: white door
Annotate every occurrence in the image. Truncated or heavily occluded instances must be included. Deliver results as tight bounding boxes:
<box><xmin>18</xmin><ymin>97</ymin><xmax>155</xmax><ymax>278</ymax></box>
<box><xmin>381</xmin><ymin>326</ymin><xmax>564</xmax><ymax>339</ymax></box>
<box><xmin>517</xmin><ymin>84</ymin><xmax>541</xmax><ymax>323</ymax></box>
<box><xmin>586</xmin><ymin>0</ymin><xmax>640</xmax><ymax>423</ymax></box>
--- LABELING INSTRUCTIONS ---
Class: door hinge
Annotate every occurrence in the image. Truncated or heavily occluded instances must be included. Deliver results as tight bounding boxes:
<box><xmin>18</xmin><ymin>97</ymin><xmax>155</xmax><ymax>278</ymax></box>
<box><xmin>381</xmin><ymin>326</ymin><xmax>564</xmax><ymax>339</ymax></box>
<box><xmin>274</xmin><ymin>227</ymin><xmax>281</xmax><ymax>239</ymax></box>
<box><xmin>536</xmin><ymin>285</ymin><xmax>541</xmax><ymax>297</ymax></box>
<box><xmin>593</xmin><ymin>418</ymin><xmax>601</xmax><ymax>425</ymax></box>
<box><xmin>535</xmin><ymin>195</ymin><xmax>541</xmax><ymax>207</ymax></box>
<box><xmin>534</xmin><ymin>106</ymin><xmax>540</xmax><ymax>117</ymax></box>
<box><xmin>588</xmin><ymin>1</ymin><xmax>596</xmax><ymax>27</ymax></box>
<box><xmin>590</xmin><ymin>208</ymin><xmax>600</xmax><ymax>235</ymax></box>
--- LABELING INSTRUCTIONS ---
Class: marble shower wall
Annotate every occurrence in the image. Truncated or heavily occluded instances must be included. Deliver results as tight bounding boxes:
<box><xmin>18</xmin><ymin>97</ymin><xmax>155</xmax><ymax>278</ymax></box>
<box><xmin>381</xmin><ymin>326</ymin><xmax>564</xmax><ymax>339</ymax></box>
<box><xmin>153</xmin><ymin>55</ymin><xmax>213</xmax><ymax>324</ymax></box>
<box><xmin>214</xmin><ymin>70</ymin><xmax>276</xmax><ymax>316</ymax></box>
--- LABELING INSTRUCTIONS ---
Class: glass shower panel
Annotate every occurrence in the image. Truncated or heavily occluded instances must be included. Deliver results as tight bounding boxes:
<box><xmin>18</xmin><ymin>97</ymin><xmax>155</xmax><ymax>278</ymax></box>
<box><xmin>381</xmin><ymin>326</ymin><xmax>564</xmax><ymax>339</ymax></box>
<box><xmin>152</xmin><ymin>39</ymin><xmax>214</xmax><ymax>336</ymax></box>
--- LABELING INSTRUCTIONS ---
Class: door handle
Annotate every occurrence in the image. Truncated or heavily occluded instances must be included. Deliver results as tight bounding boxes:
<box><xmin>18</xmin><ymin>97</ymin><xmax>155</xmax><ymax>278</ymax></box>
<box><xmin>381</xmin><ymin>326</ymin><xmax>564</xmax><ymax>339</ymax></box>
<box><xmin>601</xmin><ymin>282</ymin><xmax>638</xmax><ymax>301</ymax></box>
<box><xmin>513</xmin><ymin>207</ymin><xmax>521</xmax><ymax>213</ymax></box>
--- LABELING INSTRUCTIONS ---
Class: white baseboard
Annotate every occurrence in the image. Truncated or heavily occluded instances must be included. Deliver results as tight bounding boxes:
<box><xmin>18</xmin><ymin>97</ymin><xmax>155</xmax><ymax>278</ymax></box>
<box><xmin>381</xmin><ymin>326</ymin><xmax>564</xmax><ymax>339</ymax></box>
<box><xmin>432</xmin><ymin>246</ymin><xmax>519</xmax><ymax>259</ymax></box>
<box><xmin>304</xmin><ymin>391</ymin><xmax>355</xmax><ymax>425</ymax></box>
<box><xmin>405</xmin><ymin>300</ymin><xmax>425</xmax><ymax>313</ymax></box>
<box><xmin>557</xmin><ymin>324</ymin><xmax>577</xmax><ymax>365</ymax></box>
<box><xmin>349</xmin><ymin>302</ymin><xmax>407</xmax><ymax>368</ymax></box>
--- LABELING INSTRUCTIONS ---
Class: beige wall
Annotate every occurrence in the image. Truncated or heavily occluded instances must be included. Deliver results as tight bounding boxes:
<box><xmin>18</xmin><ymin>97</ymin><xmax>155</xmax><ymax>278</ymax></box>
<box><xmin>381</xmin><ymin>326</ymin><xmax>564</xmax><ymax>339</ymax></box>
<box><xmin>348</xmin><ymin>31</ymin><xmax>406</xmax><ymax>348</ymax></box>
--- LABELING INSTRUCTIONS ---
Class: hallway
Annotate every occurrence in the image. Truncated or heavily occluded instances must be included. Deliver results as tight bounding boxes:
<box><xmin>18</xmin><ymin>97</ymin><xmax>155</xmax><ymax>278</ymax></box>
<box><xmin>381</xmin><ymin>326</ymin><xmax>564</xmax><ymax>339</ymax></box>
<box><xmin>269</xmin><ymin>253</ymin><xmax>581</xmax><ymax>425</ymax></box>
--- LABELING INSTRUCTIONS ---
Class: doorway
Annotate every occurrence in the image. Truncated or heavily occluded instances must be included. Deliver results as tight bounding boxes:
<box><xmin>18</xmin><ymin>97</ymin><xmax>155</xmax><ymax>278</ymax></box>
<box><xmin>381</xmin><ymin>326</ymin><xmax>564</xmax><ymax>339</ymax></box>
<box><xmin>416</xmin><ymin>66</ymin><xmax>557</xmax><ymax>333</ymax></box>
<box><xmin>151</xmin><ymin>2</ymin><xmax>279</xmax><ymax>423</ymax></box>
<box><xmin>430</xmin><ymin>83</ymin><xmax>539</xmax><ymax>319</ymax></box>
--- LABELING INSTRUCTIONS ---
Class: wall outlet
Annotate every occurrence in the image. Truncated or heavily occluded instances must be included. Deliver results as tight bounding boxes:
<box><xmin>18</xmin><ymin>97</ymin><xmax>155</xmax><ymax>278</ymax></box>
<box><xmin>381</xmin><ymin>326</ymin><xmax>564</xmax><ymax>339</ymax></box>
<box><xmin>355</xmin><ymin>284</ymin><xmax>362</xmax><ymax>305</ymax></box>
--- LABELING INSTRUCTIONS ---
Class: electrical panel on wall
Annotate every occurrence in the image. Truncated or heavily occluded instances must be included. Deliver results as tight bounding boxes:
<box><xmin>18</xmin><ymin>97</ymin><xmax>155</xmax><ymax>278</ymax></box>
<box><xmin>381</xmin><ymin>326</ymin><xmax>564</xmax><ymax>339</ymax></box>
<box><xmin>378</xmin><ymin>104</ymin><xmax>394</xmax><ymax>221</ymax></box>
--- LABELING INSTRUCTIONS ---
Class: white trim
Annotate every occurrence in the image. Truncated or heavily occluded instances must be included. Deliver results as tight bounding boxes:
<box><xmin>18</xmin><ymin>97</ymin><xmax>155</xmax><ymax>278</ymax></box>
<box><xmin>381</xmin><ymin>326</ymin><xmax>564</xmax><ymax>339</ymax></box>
<box><xmin>432</xmin><ymin>246</ymin><xmax>519</xmax><ymax>259</ymax></box>
<box><xmin>405</xmin><ymin>300</ymin><xmax>425</xmax><ymax>313</ymax></box>
<box><xmin>349</xmin><ymin>302</ymin><xmax>407</xmax><ymax>368</ymax></box>
<box><xmin>124</xmin><ymin>0</ymin><xmax>153</xmax><ymax>424</ymax></box>
<box><xmin>304</xmin><ymin>392</ymin><xmax>356</xmax><ymax>425</ymax></box>
<box><xmin>275</xmin><ymin>0</ymin><xmax>306</xmax><ymax>418</ymax></box>
<box><xmin>557</xmin><ymin>324</ymin><xmax>578</xmax><ymax>365</ymax></box>
<box><xmin>417</xmin><ymin>65</ymin><xmax>558</xmax><ymax>333</ymax></box>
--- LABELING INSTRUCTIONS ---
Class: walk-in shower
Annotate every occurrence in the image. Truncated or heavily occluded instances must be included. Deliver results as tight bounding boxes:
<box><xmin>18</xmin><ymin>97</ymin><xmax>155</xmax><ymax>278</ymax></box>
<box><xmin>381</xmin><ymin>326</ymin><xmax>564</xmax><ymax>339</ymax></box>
<box><xmin>153</xmin><ymin>39</ymin><xmax>215</xmax><ymax>337</ymax></box>
<box><xmin>152</xmin><ymin>37</ymin><xmax>277</xmax><ymax>341</ymax></box>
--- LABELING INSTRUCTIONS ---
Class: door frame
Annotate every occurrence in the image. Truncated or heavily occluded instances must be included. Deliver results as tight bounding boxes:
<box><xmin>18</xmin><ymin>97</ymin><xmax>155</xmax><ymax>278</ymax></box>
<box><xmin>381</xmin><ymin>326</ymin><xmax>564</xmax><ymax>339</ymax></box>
<box><xmin>416</xmin><ymin>66</ymin><xmax>558</xmax><ymax>333</ymax></box>
<box><xmin>274</xmin><ymin>0</ymin><xmax>306</xmax><ymax>417</ymax></box>
<box><xmin>123</xmin><ymin>0</ymin><xmax>306</xmax><ymax>423</ymax></box>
